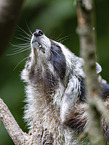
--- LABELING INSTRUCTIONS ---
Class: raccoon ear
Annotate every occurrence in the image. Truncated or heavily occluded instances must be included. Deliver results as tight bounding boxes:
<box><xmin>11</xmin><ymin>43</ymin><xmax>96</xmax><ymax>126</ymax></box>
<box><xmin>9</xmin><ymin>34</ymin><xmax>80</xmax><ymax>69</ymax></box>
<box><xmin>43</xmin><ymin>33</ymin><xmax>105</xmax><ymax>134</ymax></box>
<box><xmin>96</xmin><ymin>62</ymin><xmax>102</xmax><ymax>74</ymax></box>
<box><xmin>74</xmin><ymin>58</ymin><xmax>102</xmax><ymax>78</ymax></box>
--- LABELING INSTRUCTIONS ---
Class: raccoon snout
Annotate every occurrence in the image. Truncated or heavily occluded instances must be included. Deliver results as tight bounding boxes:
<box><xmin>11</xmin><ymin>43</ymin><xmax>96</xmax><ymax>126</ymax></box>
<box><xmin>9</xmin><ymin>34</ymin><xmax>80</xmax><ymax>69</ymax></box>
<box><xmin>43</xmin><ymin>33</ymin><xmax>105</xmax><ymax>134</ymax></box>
<box><xmin>33</xmin><ymin>29</ymin><xmax>43</xmax><ymax>37</ymax></box>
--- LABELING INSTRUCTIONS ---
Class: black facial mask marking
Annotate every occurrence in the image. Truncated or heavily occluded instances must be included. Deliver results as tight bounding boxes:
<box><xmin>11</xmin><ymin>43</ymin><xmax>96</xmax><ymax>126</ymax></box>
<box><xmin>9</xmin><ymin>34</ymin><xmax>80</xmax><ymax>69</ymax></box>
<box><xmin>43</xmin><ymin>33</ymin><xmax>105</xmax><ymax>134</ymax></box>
<box><xmin>50</xmin><ymin>41</ymin><xmax>66</xmax><ymax>80</ymax></box>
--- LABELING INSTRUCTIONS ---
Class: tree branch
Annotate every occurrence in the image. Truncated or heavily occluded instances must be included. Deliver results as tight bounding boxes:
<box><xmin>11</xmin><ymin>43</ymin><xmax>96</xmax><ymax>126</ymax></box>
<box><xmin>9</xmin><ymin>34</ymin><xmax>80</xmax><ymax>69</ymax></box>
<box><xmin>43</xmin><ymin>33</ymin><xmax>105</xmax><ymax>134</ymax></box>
<box><xmin>0</xmin><ymin>98</ymin><xmax>53</xmax><ymax>144</ymax></box>
<box><xmin>0</xmin><ymin>98</ymin><xmax>30</xmax><ymax>144</ymax></box>
<box><xmin>76</xmin><ymin>0</ymin><xmax>109</xmax><ymax>144</ymax></box>
<box><xmin>0</xmin><ymin>0</ymin><xmax>24</xmax><ymax>56</ymax></box>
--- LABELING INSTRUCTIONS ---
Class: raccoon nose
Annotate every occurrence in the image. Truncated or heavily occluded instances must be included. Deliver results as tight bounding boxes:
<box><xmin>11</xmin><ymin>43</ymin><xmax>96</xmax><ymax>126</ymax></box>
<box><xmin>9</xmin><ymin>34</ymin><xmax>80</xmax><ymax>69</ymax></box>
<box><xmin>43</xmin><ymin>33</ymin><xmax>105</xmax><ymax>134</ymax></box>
<box><xmin>34</xmin><ymin>29</ymin><xmax>43</xmax><ymax>37</ymax></box>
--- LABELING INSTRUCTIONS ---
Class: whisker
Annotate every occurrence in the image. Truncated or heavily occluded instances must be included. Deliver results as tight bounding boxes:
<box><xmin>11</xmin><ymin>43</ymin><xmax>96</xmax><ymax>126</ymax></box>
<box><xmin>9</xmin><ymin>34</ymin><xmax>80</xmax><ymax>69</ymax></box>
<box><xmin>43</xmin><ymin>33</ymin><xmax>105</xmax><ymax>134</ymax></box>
<box><xmin>57</xmin><ymin>34</ymin><xmax>72</xmax><ymax>43</ymax></box>
<box><xmin>10</xmin><ymin>47</ymin><xmax>26</xmax><ymax>53</ymax></box>
<box><xmin>13</xmin><ymin>57</ymin><xmax>28</xmax><ymax>71</ymax></box>
<box><xmin>15</xmin><ymin>37</ymin><xmax>30</xmax><ymax>42</ymax></box>
<box><xmin>10</xmin><ymin>43</ymin><xmax>30</xmax><ymax>48</ymax></box>
<box><xmin>11</xmin><ymin>47</ymin><xmax>30</xmax><ymax>53</ymax></box>
<box><xmin>25</xmin><ymin>21</ymin><xmax>32</xmax><ymax>35</ymax></box>
<box><xmin>7</xmin><ymin>48</ymin><xmax>30</xmax><ymax>56</ymax></box>
<box><xmin>13</xmin><ymin>44</ymin><xmax>30</xmax><ymax>48</ymax></box>
<box><xmin>16</xmin><ymin>44</ymin><xmax>30</xmax><ymax>47</ymax></box>
<box><xmin>50</xmin><ymin>32</ymin><xmax>56</xmax><ymax>40</ymax></box>
<box><xmin>9</xmin><ymin>43</ymin><xmax>30</xmax><ymax>53</ymax></box>
<box><xmin>55</xmin><ymin>33</ymin><xmax>63</xmax><ymax>41</ymax></box>
<box><xmin>9</xmin><ymin>47</ymin><xmax>29</xmax><ymax>53</ymax></box>
<box><xmin>18</xmin><ymin>34</ymin><xmax>31</xmax><ymax>41</ymax></box>
<box><xmin>17</xmin><ymin>25</ymin><xmax>31</xmax><ymax>38</ymax></box>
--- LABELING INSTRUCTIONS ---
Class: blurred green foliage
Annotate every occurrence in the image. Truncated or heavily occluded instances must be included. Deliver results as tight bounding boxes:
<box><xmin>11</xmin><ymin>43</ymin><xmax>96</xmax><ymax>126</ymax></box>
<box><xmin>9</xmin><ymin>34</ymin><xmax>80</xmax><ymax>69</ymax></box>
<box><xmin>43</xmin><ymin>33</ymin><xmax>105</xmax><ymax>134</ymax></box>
<box><xmin>0</xmin><ymin>0</ymin><xmax>109</xmax><ymax>144</ymax></box>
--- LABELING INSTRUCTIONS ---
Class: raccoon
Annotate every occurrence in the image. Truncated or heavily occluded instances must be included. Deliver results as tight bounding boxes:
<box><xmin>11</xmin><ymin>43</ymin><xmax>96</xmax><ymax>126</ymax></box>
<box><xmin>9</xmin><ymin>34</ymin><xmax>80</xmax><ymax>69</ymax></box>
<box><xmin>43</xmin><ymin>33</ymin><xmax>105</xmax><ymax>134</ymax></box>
<box><xmin>21</xmin><ymin>29</ymin><xmax>109</xmax><ymax>144</ymax></box>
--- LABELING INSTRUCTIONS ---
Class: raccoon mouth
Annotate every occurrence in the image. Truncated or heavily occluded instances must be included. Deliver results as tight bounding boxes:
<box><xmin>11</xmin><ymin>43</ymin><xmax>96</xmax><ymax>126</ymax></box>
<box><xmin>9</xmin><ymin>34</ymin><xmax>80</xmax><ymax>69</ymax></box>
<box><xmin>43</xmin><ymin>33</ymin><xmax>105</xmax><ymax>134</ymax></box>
<box><xmin>32</xmin><ymin>40</ymin><xmax>45</xmax><ymax>53</ymax></box>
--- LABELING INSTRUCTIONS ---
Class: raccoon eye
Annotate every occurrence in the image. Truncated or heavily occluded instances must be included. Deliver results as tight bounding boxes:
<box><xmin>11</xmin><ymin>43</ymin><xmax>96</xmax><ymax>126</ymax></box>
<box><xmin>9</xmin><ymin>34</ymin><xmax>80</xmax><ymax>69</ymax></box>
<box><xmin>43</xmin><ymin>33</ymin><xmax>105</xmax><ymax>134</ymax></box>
<box><xmin>27</xmin><ymin>57</ymin><xmax>31</xmax><ymax>61</ymax></box>
<box><xmin>51</xmin><ymin>42</ymin><xmax>61</xmax><ymax>53</ymax></box>
<box><xmin>50</xmin><ymin>41</ymin><xmax>66</xmax><ymax>80</ymax></box>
